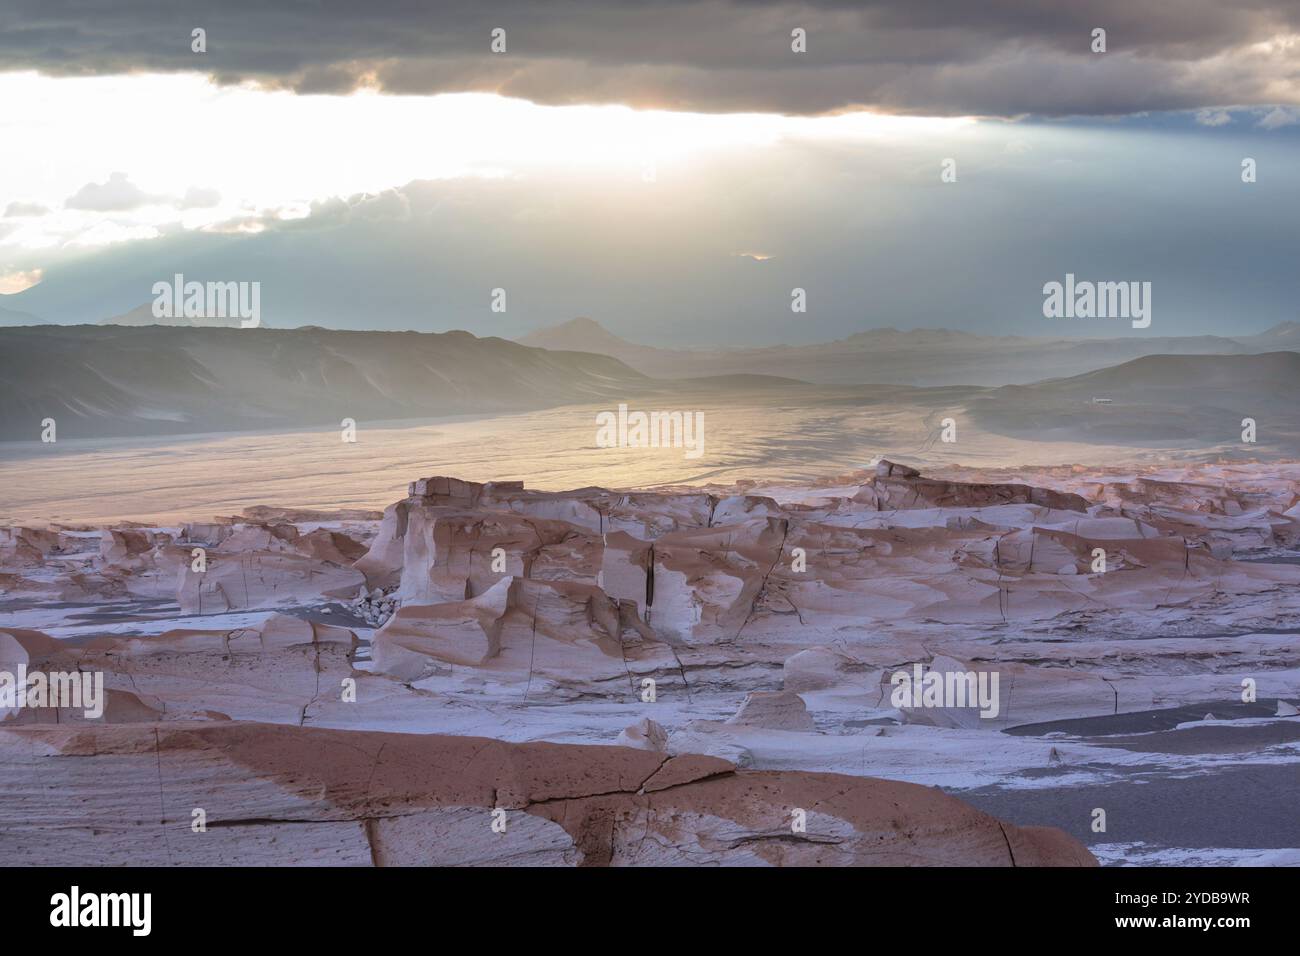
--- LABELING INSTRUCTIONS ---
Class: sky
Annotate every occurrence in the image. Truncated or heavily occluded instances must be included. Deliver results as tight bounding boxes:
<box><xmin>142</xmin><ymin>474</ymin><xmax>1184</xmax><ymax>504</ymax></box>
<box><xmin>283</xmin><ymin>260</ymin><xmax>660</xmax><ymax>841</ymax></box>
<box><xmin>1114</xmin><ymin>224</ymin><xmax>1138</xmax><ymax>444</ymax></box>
<box><xmin>1</xmin><ymin>1</ymin><xmax>1298</xmax><ymax>344</ymax></box>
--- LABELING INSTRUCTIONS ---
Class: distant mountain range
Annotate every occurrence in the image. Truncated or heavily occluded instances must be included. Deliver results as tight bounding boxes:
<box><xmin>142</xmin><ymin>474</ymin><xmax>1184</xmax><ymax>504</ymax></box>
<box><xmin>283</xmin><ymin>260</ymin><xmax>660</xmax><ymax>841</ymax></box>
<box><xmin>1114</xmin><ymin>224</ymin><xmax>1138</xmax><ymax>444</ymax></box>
<box><xmin>95</xmin><ymin>303</ymin><xmax>247</xmax><ymax>328</ymax></box>
<box><xmin>517</xmin><ymin>317</ymin><xmax>1300</xmax><ymax>387</ymax></box>
<box><xmin>0</xmin><ymin>304</ymin><xmax>46</xmax><ymax>327</ymax></box>
<box><xmin>0</xmin><ymin>299</ymin><xmax>254</xmax><ymax>329</ymax></box>
<box><xmin>969</xmin><ymin>351</ymin><xmax>1300</xmax><ymax>448</ymax></box>
<box><xmin>0</xmin><ymin>325</ymin><xmax>649</xmax><ymax>441</ymax></box>
<box><xmin>2</xmin><ymin>324</ymin><xmax>1297</xmax><ymax>452</ymax></box>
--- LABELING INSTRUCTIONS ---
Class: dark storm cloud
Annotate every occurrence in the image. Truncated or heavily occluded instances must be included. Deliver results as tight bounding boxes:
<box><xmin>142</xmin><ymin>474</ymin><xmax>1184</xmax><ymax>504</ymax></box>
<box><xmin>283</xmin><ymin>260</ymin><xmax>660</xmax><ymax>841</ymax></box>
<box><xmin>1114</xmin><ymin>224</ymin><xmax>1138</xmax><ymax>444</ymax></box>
<box><xmin>1</xmin><ymin>0</ymin><xmax>1298</xmax><ymax>116</ymax></box>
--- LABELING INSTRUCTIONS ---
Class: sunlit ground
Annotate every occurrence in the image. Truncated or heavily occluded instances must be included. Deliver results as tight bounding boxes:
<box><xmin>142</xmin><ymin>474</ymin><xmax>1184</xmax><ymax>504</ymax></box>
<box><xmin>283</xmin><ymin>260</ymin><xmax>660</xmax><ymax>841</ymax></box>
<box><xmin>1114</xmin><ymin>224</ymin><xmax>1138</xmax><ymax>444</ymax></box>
<box><xmin>1</xmin><ymin>391</ymin><xmax>1204</xmax><ymax>525</ymax></box>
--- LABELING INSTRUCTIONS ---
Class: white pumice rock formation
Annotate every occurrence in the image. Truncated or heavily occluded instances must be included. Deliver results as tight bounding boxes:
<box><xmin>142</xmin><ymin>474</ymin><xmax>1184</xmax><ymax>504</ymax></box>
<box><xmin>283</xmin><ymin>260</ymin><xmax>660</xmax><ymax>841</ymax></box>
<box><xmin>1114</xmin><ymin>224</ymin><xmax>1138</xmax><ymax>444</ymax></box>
<box><xmin>5</xmin><ymin>461</ymin><xmax>1300</xmax><ymax>865</ymax></box>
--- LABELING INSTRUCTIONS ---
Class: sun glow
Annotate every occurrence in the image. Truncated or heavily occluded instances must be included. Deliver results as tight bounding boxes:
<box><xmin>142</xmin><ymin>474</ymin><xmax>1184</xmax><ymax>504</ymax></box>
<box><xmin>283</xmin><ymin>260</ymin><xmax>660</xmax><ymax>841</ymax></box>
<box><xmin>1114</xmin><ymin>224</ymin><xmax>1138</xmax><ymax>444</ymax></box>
<box><xmin>0</xmin><ymin>268</ymin><xmax>43</xmax><ymax>293</ymax></box>
<box><xmin>0</xmin><ymin>71</ymin><xmax>974</xmax><ymax>253</ymax></box>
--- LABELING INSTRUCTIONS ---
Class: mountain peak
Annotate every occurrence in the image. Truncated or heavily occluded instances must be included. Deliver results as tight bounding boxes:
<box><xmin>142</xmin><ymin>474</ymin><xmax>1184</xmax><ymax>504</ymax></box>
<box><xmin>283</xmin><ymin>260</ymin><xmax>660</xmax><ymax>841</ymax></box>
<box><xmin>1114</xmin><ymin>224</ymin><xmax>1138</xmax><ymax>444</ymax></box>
<box><xmin>1238</xmin><ymin>320</ymin><xmax>1300</xmax><ymax>345</ymax></box>
<box><xmin>1262</xmin><ymin>320</ymin><xmax>1300</xmax><ymax>333</ymax></box>
<box><xmin>517</xmin><ymin>317</ymin><xmax>637</xmax><ymax>351</ymax></box>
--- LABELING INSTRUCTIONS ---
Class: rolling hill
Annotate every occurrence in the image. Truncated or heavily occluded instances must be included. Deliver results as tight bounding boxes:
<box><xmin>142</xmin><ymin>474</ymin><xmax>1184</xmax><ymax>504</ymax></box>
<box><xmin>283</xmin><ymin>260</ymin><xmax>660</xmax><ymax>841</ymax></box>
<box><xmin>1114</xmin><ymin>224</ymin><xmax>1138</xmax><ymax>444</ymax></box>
<box><xmin>516</xmin><ymin>318</ymin><xmax>1300</xmax><ymax>388</ymax></box>
<box><xmin>0</xmin><ymin>304</ymin><xmax>46</xmax><ymax>327</ymax></box>
<box><xmin>968</xmin><ymin>351</ymin><xmax>1300</xmax><ymax>448</ymax></box>
<box><xmin>0</xmin><ymin>325</ymin><xmax>652</xmax><ymax>441</ymax></box>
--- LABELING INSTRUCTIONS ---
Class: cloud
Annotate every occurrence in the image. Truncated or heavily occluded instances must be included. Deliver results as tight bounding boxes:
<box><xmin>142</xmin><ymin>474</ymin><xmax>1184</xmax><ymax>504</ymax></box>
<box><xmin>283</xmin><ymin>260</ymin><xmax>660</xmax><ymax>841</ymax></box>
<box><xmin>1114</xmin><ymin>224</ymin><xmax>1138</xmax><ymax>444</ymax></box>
<box><xmin>1195</xmin><ymin>108</ymin><xmax>1233</xmax><ymax>126</ymax></box>
<box><xmin>12</xmin><ymin>126</ymin><xmax>1300</xmax><ymax>340</ymax></box>
<box><xmin>1</xmin><ymin>1</ymin><xmax>1299</xmax><ymax>117</ymax></box>
<box><xmin>1256</xmin><ymin>105</ymin><xmax>1300</xmax><ymax>128</ymax></box>
<box><xmin>64</xmin><ymin>220</ymin><xmax>162</xmax><ymax>246</ymax></box>
<box><xmin>0</xmin><ymin>267</ymin><xmax>42</xmax><ymax>293</ymax></box>
<box><xmin>283</xmin><ymin>189</ymin><xmax>412</xmax><ymax>229</ymax></box>
<box><xmin>350</xmin><ymin>189</ymin><xmax>412</xmax><ymax>222</ymax></box>
<box><xmin>181</xmin><ymin>186</ymin><xmax>222</xmax><ymax>208</ymax></box>
<box><xmin>4</xmin><ymin>201</ymin><xmax>50</xmax><ymax>217</ymax></box>
<box><xmin>65</xmin><ymin>172</ymin><xmax>161</xmax><ymax>211</ymax></box>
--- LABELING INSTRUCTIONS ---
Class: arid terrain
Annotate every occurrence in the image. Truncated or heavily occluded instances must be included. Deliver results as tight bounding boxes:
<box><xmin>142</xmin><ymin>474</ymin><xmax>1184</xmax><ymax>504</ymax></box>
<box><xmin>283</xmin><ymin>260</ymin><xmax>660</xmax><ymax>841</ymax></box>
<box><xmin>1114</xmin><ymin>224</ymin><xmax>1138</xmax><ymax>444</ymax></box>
<box><xmin>4</xmin><ymin>459</ymin><xmax>1298</xmax><ymax>865</ymax></box>
<box><xmin>4</xmin><ymin>324</ymin><xmax>1299</xmax><ymax>528</ymax></box>
<box><xmin>4</xmin><ymin>0</ymin><xmax>1300</xmax><ymax>893</ymax></box>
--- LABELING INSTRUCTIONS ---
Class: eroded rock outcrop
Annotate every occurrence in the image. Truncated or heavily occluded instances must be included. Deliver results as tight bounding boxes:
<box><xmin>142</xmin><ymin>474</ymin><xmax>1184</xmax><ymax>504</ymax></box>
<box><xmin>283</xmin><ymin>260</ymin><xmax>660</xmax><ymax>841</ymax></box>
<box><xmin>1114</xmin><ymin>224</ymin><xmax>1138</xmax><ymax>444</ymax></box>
<box><xmin>342</xmin><ymin>468</ymin><xmax>1300</xmax><ymax>709</ymax></box>
<box><xmin>4</xmin><ymin>463</ymin><xmax>1299</xmax><ymax>867</ymax></box>
<box><xmin>0</xmin><ymin>614</ymin><xmax>355</xmax><ymax>725</ymax></box>
<box><xmin>169</xmin><ymin>524</ymin><xmax>366</xmax><ymax>613</ymax></box>
<box><xmin>855</xmin><ymin>460</ymin><xmax>1091</xmax><ymax>512</ymax></box>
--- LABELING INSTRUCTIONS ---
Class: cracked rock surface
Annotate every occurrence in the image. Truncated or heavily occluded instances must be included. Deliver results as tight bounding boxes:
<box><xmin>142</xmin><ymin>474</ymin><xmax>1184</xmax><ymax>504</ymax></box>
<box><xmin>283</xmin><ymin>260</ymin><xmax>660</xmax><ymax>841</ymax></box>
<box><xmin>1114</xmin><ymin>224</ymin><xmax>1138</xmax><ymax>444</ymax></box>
<box><xmin>0</xmin><ymin>721</ymin><xmax>1092</xmax><ymax>866</ymax></box>
<box><xmin>5</xmin><ymin>460</ymin><xmax>1299</xmax><ymax>864</ymax></box>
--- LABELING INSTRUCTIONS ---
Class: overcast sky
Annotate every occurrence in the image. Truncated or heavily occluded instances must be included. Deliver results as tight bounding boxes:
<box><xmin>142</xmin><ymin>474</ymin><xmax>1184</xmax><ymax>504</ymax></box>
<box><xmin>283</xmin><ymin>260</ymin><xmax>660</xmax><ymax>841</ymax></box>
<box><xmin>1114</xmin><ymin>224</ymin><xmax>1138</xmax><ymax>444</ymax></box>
<box><xmin>1</xmin><ymin>2</ymin><xmax>1297</xmax><ymax>343</ymax></box>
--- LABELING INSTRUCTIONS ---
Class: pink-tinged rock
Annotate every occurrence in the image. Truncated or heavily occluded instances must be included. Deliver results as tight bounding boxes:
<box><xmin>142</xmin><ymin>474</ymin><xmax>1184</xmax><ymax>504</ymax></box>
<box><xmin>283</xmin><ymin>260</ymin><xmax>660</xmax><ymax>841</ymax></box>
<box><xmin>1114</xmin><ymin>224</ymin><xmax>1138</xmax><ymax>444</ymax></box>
<box><xmin>352</xmin><ymin>499</ymin><xmax>413</xmax><ymax>590</ymax></box>
<box><xmin>0</xmin><ymin>627</ymin><xmax>64</xmax><ymax>671</ymax></box>
<box><xmin>892</xmin><ymin>655</ymin><xmax>1115</xmax><ymax>730</ymax></box>
<box><xmin>170</xmin><ymin>544</ymin><xmax>365</xmax><ymax>613</ymax></box>
<box><xmin>616</xmin><ymin>717</ymin><xmax>669</xmax><ymax>751</ymax></box>
<box><xmin>98</xmin><ymin>528</ymin><xmax>167</xmax><ymax>565</ymax></box>
<box><xmin>726</xmin><ymin>690</ymin><xmax>816</xmax><ymax>731</ymax></box>
<box><xmin>856</xmin><ymin>462</ymin><xmax>1089</xmax><ymax>512</ymax></box>
<box><xmin>392</xmin><ymin>509</ymin><xmax>587</xmax><ymax>605</ymax></box>
<box><xmin>181</xmin><ymin>522</ymin><xmax>234</xmax><ymax>547</ymax></box>
<box><xmin>1</xmin><ymin>615</ymin><xmax>353</xmax><ymax>726</ymax></box>
<box><xmin>783</xmin><ymin>646</ymin><xmax>861</xmax><ymax>693</ymax></box>
<box><xmin>3</xmin><ymin>687</ymin><xmax>164</xmax><ymax>726</ymax></box>
<box><xmin>0</xmin><ymin>721</ymin><xmax>1098</xmax><ymax>866</ymax></box>
<box><xmin>605</xmin><ymin>492</ymin><xmax>716</xmax><ymax>539</ymax></box>
<box><xmin>0</xmin><ymin>527</ymin><xmax>61</xmax><ymax>568</ymax></box>
<box><xmin>215</xmin><ymin>523</ymin><xmax>300</xmax><ymax>554</ymax></box>
<box><xmin>408</xmin><ymin>475</ymin><xmax>493</xmax><ymax>502</ymax></box>
<box><xmin>597</xmin><ymin>530</ymin><xmax>651</xmax><ymax>614</ymax></box>
<box><xmin>649</xmin><ymin>518</ymin><xmax>787</xmax><ymax>643</ymax></box>
<box><xmin>711</xmin><ymin>495</ymin><xmax>783</xmax><ymax>524</ymax></box>
<box><xmin>373</xmin><ymin>575</ymin><xmax>517</xmax><ymax>676</ymax></box>
<box><xmin>876</xmin><ymin>459</ymin><xmax>921</xmax><ymax>479</ymax></box>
